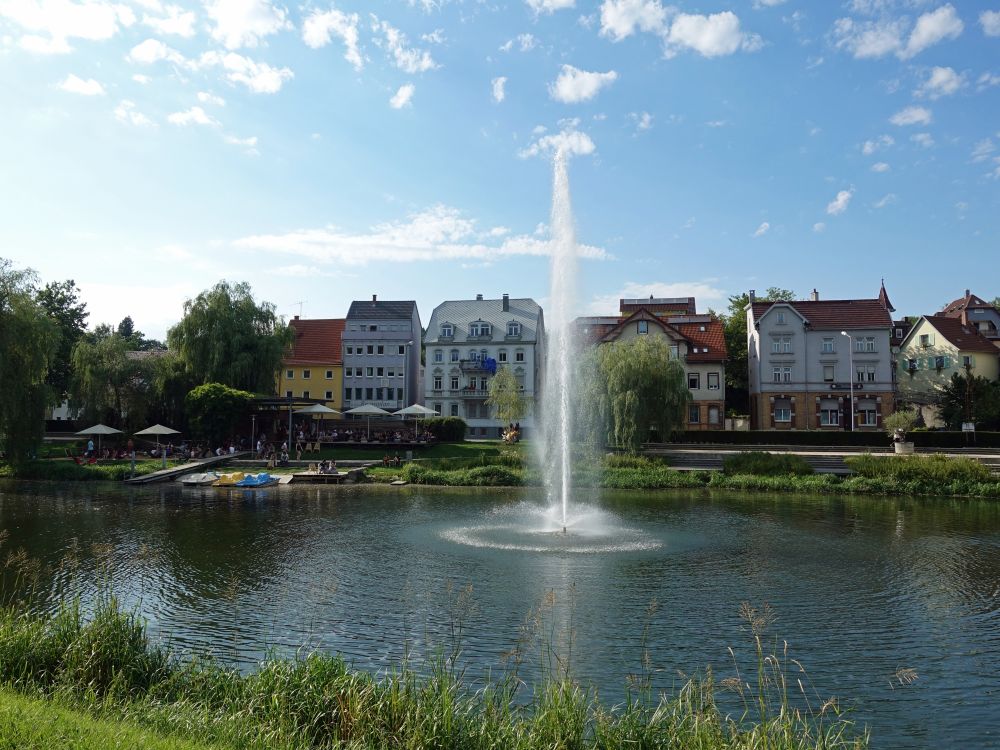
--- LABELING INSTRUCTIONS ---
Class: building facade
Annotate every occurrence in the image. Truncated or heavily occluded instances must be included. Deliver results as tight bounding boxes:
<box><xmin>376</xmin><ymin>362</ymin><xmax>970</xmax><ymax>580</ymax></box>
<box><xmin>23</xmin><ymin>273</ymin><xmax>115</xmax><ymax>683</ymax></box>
<box><xmin>747</xmin><ymin>287</ymin><xmax>895</xmax><ymax>430</ymax></box>
<box><xmin>342</xmin><ymin>297</ymin><xmax>422</xmax><ymax>411</ymax></box>
<box><xmin>897</xmin><ymin>315</ymin><xmax>999</xmax><ymax>427</ymax></box>
<box><xmin>939</xmin><ymin>290</ymin><xmax>1000</xmax><ymax>346</ymax></box>
<box><xmin>423</xmin><ymin>294</ymin><xmax>544</xmax><ymax>438</ymax></box>
<box><xmin>277</xmin><ymin>317</ymin><xmax>345</xmax><ymax>409</ymax></box>
<box><xmin>574</xmin><ymin>298</ymin><xmax>728</xmax><ymax>430</ymax></box>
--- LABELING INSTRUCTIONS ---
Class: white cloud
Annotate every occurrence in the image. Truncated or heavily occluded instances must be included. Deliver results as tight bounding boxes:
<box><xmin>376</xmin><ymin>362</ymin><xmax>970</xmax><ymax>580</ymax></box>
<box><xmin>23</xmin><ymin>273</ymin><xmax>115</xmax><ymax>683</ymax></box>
<box><xmin>705</xmin><ymin>119</ymin><xmax>727</xmax><ymax>127</ymax></box>
<box><xmin>977</xmin><ymin>72</ymin><xmax>1000</xmax><ymax>90</ymax></box>
<box><xmin>548</xmin><ymin>64</ymin><xmax>617</xmax><ymax>103</ymax></box>
<box><xmin>901</xmin><ymin>4</ymin><xmax>963</xmax><ymax>59</ymax></box>
<box><xmin>915</xmin><ymin>66</ymin><xmax>965</xmax><ymax>99</ymax></box>
<box><xmin>971</xmin><ymin>138</ymin><xmax>996</xmax><ymax>163</ymax></box>
<box><xmin>874</xmin><ymin>193</ymin><xmax>897</xmax><ymax>208</ymax></box>
<box><xmin>588</xmin><ymin>281</ymin><xmax>726</xmax><ymax>315</ymax></box>
<box><xmin>630</xmin><ymin>111</ymin><xmax>653</xmax><ymax>131</ymax></box>
<box><xmin>665</xmin><ymin>11</ymin><xmax>763</xmax><ymax>57</ymax></box>
<box><xmin>599</xmin><ymin>0</ymin><xmax>668</xmax><ymax>42</ymax></box>
<box><xmin>861</xmin><ymin>134</ymin><xmax>894</xmax><ymax>154</ymax></box>
<box><xmin>58</xmin><ymin>73</ymin><xmax>104</xmax><ymax>95</ymax></box>
<box><xmin>142</xmin><ymin>5</ymin><xmax>196</xmax><ymax>37</ymax></box>
<box><xmin>491</xmin><ymin>76</ymin><xmax>506</xmax><ymax>103</ymax></box>
<box><xmin>168</xmin><ymin>106</ymin><xmax>221</xmax><ymax>126</ymax></box>
<box><xmin>371</xmin><ymin>17</ymin><xmax>437</xmax><ymax>74</ymax></box>
<box><xmin>826</xmin><ymin>188</ymin><xmax>854</xmax><ymax>215</ymax></box>
<box><xmin>197</xmin><ymin>91</ymin><xmax>225</xmax><ymax>106</ymax></box>
<box><xmin>754</xmin><ymin>0</ymin><xmax>787</xmax><ymax>6</ymax></box>
<box><xmin>2</xmin><ymin>0</ymin><xmax>135</xmax><ymax>54</ymax></box>
<box><xmin>890</xmin><ymin>105</ymin><xmax>931</xmax><ymax>126</ymax></box>
<box><xmin>113</xmin><ymin>99</ymin><xmax>154</xmax><ymax>126</ymax></box>
<box><xmin>389</xmin><ymin>82</ymin><xmax>414</xmax><ymax>109</ymax></box>
<box><xmin>752</xmin><ymin>221</ymin><xmax>770</xmax><ymax>238</ymax></box>
<box><xmin>233</xmin><ymin>204</ymin><xmax>609</xmax><ymax>267</ymax></box>
<box><xmin>871</xmin><ymin>161</ymin><xmax>890</xmax><ymax>172</ymax></box>
<box><xmin>833</xmin><ymin>5</ymin><xmax>963</xmax><ymax>60</ymax></box>
<box><xmin>132</xmin><ymin>73</ymin><xmax>151</xmax><ymax>84</ymax></box>
<box><xmin>199</xmin><ymin>51</ymin><xmax>294</xmax><ymax>93</ymax></box>
<box><xmin>500</xmin><ymin>32</ymin><xmax>537</xmax><ymax>52</ymax></box>
<box><xmin>224</xmin><ymin>133</ymin><xmax>259</xmax><ymax>155</ymax></box>
<box><xmin>812</xmin><ymin>222</ymin><xmax>826</xmax><ymax>233</ymax></box>
<box><xmin>519</xmin><ymin>123</ymin><xmax>595</xmax><ymax>159</ymax></box>
<box><xmin>526</xmin><ymin>0</ymin><xmax>574</xmax><ymax>14</ymax></box>
<box><xmin>127</xmin><ymin>37</ymin><xmax>185</xmax><ymax>64</ymax></box>
<box><xmin>911</xmin><ymin>132</ymin><xmax>934</xmax><ymax>148</ymax></box>
<box><xmin>204</xmin><ymin>0</ymin><xmax>291</xmax><ymax>50</ymax></box>
<box><xmin>302</xmin><ymin>8</ymin><xmax>362</xmax><ymax>71</ymax></box>
<box><xmin>982</xmin><ymin>10</ymin><xmax>1000</xmax><ymax>36</ymax></box>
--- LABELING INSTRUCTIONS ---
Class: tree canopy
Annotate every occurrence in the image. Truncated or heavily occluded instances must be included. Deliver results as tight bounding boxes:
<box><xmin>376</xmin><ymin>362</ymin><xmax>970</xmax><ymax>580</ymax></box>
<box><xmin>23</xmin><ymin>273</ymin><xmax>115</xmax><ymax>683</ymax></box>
<box><xmin>36</xmin><ymin>279</ymin><xmax>88</xmax><ymax>398</ymax></box>
<box><xmin>185</xmin><ymin>382</ymin><xmax>254</xmax><ymax>445</ymax></box>
<box><xmin>69</xmin><ymin>331</ymin><xmax>159</xmax><ymax>431</ymax></box>
<box><xmin>0</xmin><ymin>259</ymin><xmax>59</xmax><ymax>463</ymax></box>
<box><xmin>167</xmin><ymin>281</ymin><xmax>293</xmax><ymax>394</ymax></box>
<box><xmin>578</xmin><ymin>336</ymin><xmax>689</xmax><ymax>453</ymax></box>
<box><xmin>937</xmin><ymin>373</ymin><xmax>1000</xmax><ymax>430</ymax></box>
<box><xmin>486</xmin><ymin>366</ymin><xmax>528</xmax><ymax>426</ymax></box>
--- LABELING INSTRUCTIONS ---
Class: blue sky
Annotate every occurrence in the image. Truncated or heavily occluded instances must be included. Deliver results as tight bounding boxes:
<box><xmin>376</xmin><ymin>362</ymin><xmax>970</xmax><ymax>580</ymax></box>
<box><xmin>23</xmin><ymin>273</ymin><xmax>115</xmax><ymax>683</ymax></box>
<box><xmin>2</xmin><ymin>0</ymin><xmax>998</xmax><ymax>339</ymax></box>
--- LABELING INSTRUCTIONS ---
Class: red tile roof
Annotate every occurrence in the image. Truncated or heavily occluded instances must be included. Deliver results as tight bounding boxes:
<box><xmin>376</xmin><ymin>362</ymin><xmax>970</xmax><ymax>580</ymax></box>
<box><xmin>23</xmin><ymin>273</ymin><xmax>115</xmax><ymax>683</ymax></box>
<box><xmin>672</xmin><ymin>320</ymin><xmax>728</xmax><ymax>362</ymax></box>
<box><xmin>285</xmin><ymin>318</ymin><xmax>345</xmax><ymax>365</ymax></box>
<box><xmin>751</xmin><ymin>299</ymin><xmax>892</xmax><ymax>329</ymax></box>
<box><xmin>924</xmin><ymin>315</ymin><xmax>998</xmax><ymax>354</ymax></box>
<box><xmin>941</xmin><ymin>291</ymin><xmax>995</xmax><ymax>315</ymax></box>
<box><xmin>620</xmin><ymin>296</ymin><xmax>696</xmax><ymax>316</ymax></box>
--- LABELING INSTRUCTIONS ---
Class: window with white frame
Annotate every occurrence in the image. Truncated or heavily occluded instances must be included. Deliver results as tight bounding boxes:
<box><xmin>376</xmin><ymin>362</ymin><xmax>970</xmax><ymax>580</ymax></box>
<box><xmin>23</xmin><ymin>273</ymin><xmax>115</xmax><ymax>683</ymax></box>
<box><xmin>450</xmin><ymin>403</ymin><xmax>459</xmax><ymax>417</ymax></box>
<box><xmin>772</xmin><ymin>336</ymin><xmax>792</xmax><ymax>353</ymax></box>
<box><xmin>303</xmin><ymin>390</ymin><xmax>311</xmax><ymax>399</ymax></box>
<box><xmin>433</xmin><ymin>403</ymin><xmax>442</xmax><ymax>415</ymax></box>
<box><xmin>858</xmin><ymin>404</ymin><xmax>877</xmax><ymax>426</ymax></box>
<box><xmin>823</xmin><ymin>365</ymin><xmax>835</xmax><ymax>382</ymax></box>
<box><xmin>498</xmin><ymin>350</ymin><xmax>507</xmax><ymax>362</ymax></box>
<box><xmin>302</xmin><ymin>369</ymin><xmax>311</xmax><ymax>379</ymax></box>
<box><xmin>707</xmin><ymin>372</ymin><xmax>720</xmax><ymax>390</ymax></box>
<box><xmin>688</xmin><ymin>373</ymin><xmax>700</xmax><ymax>389</ymax></box>
<box><xmin>386</xmin><ymin>368</ymin><xmax>394</xmax><ymax>377</ymax></box>
<box><xmin>819</xmin><ymin>400</ymin><xmax>840</xmax><ymax>426</ymax></box>
<box><xmin>450</xmin><ymin>349</ymin><xmax>459</xmax><ymax>362</ymax></box>
<box><xmin>963</xmin><ymin>355</ymin><xmax>974</xmax><ymax>368</ymax></box>
<box><xmin>637</xmin><ymin>320</ymin><xmax>649</xmax><ymax>335</ymax></box>
<box><xmin>450</xmin><ymin>376</ymin><xmax>459</xmax><ymax>390</ymax></box>
<box><xmin>398</xmin><ymin>345</ymin><xmax>405</xmax><ymax>355</ymax></box>
<box><xmin>366</xmin><ymin>367</ymin><xmax>374</xmax><ymax>377</ymax></box>
<box><xmin>441</xmin><ymin>324</ymin><xmax>453</xmax><ymax>337</ymax></box>
<box><xmin>821</xmin><ymin>338</ymin><xmax>835</xmax><ymax>354</ymax></box>
<box><xmin>856</xmin><ymin>365</ymin><xmax>876</xmax><ymax>382</ymax></box>
<box><xmin>434</xmin><ymin>350</ymin><xmax>443</xmax><ymax>363</ymax></box>
<box><xmin>286</xmin><ymin>369</ymin><xmax>294</xmax><ymax>379</ymax></box>
<box><xmin>776</xmin><ymin>311</ymin><xmax>786</xmax><ymax>324</ymax></box>
<box><xmin>515</xmin><ymin>350</ymin><xmax>525</xmax><ymax>362</ymax></box>
<box><xmin>285</xmin><ymin>390</ymin><xmax>293</xmax><ymax>398</ymax></box>
<box><xmin>325</xmin><ymin>370</ymin><xmax>333</xmax><ymax>379</ymax></box>
<box><xmin>507</xmin><ymin>321</ymin><xmax>521</xmax><ymax>336</ymax></box>
<box><xmin>345</xmin><ymin>346</ymin><xmax>353</xmax><ymax>355</ymax></box>
<box><xmin>772</xmin><ymin>367</ymin><xmax>791</xmax><ymax>383</ymax></box>
<box><xmin>669</xmin><ymin>344</ymin><xmax>679</xmax><ymax>359</ymax></box>
<box><xmin>366</xmin><ymin>345</ymin><xmax>374</xmax><ymax>355</ymax></box>
<box><xmin>433</xmin><ymin>376</ymin><xmax>442</xmax><ymax>390</ymax></box>
<box><xmin>919</xmin><ymin>333</ymin><xmax>930</xmax><ymax>347</ymax></box>
<box><xmin>855</xmin><ymin>336</ymin><xmax>876</xmax><ymax>352</ymax></box>
<box><xmin>377</xmin><ymin>345</ymin><xmax>384</xmax><ymax>355</ymax></box>
<box><xmin>774</xmin><ymin>406</ymin><xmax>791</xmax><ymax>422</ymax></box>
<box><xmin>469</xmin><ymin>322</ymin><xmax>492</xmax><ymax>337</ymax></box>
<box><xmin>325</xmin><ymin>391</ymin><xmax>333</xmax><ymax>400</ymax></box>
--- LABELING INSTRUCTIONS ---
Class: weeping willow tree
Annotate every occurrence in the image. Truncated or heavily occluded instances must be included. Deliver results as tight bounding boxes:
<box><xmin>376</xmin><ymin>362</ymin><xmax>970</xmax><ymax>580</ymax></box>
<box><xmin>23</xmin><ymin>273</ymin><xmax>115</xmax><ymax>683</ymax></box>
<box><xmin>577</xmin><ymin>336</ymin><xmax>689</xmax><ymax>453</ymax></box>
<box><xmin>167</xmin><ymin>281</ymin><xmax>294</xmax><ymax>394</ymax></box>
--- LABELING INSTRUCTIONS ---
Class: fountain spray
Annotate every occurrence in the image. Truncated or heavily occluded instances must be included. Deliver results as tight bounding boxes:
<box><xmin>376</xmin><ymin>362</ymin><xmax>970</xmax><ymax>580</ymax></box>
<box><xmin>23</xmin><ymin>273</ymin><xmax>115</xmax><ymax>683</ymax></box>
<box><xmin>544</xmin><ymin>147</ymin><xmax>578</xmax><ymax>532</ymax></box>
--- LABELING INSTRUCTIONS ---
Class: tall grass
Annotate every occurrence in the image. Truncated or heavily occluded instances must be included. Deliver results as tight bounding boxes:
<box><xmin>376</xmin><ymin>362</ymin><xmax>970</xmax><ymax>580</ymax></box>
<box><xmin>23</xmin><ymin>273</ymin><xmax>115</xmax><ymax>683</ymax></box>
<box><xmin>0</xmin><ymin>460</ymin><xmax>162</xmax><ymax>481</ymax></box>
<box><xmin>723</xmin><ymin>452</ymin><xmax>814</xmax><ymax>477</ymax></box>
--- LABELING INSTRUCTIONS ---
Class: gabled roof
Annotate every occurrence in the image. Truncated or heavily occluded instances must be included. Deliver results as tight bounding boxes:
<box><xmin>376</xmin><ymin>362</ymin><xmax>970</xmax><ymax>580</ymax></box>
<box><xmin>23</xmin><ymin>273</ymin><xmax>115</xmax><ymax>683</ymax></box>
<box><xmin>921</xmin><ymin>315</ymin><xmax>998</xmax><ymax>354</ymax></box>
<box><xmin>941</xmin><ymin>290</ymin><xmax>995</xmax><ymax>316</ymax></box>
<box><xmin>751</xmin><ymin>299</ymin><xmax>892</xmax><ymax>329</ymax></box>
<box><xmin>599</xmin><ymin>308</ymin><xmax>681</xmax><ymax>344</ymax></box>
<box><xmin>346</xmin><ymin>299</ymin><xmax>418</xmax><ymax>321</ymax></box>
<box><xmin>573</xmin><ymin>316</ymin><xmax>621</xmax><ymax>345</ymax></box>
<box><xmin>672</xmin><ymin>319</ymin><xmax>728</xmax><ymax>362</ymax></box>
<box><xmin>425</xmin><ymin>297</ymin><xmax>542</xmax><ymax>343</ymax></box>
<box><xmin>285</xmin><ymin>318</ymin><xmax>345</xmax><ymax>365</ymax></box>
<box><xmin>620</xmin><ymin>296</ymin><xmax>696</xmax><ymax>316</ymax></box>
<box><xmin>878</xmin><ymin>280</ymin><xmax>895</xmax><ymax>313</ymax></box>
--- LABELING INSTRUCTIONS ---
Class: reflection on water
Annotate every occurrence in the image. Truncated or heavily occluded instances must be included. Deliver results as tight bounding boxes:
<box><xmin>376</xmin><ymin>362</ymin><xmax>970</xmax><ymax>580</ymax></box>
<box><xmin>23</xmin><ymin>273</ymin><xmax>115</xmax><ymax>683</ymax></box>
<box><xmin>0</xmin><ymin>480</ymin><xmax>998</xmax><ymax>750</ymax></box>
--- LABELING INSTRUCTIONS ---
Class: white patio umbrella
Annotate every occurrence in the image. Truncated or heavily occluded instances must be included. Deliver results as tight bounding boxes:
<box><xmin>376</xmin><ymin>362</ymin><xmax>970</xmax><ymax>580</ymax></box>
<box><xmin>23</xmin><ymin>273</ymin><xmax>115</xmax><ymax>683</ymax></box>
<box><xmin>134</xmin><ymin>424</ymin><xmax>181</xmax><ymax>468</ymax></box>
<box><xmin>393</xmin><ymin>404</ymin><xmax>437</xmax><ymax>437</ymax></box>
<box><xmin>75</xmin><ymin>424</ymin><xmax>122</xmax><ymax>456</ymax></box>
<box><xmin>344</xmin><ymin>404</ymin><xmax>391</xmax><ymax>440</ymax></box>
<box><xmin>293</xmin><ymin>404</ymin><xmax>343</xmax><ymax>445</ymax></box>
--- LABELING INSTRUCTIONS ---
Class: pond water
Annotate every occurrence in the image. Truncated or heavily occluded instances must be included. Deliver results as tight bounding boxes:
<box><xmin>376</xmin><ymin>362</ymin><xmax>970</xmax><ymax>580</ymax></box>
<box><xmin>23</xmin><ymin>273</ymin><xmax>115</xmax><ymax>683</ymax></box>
<box><xmin>0</xmin><ymin>480</ymin><xmax>997</xmax><ymax>749</ymax></box>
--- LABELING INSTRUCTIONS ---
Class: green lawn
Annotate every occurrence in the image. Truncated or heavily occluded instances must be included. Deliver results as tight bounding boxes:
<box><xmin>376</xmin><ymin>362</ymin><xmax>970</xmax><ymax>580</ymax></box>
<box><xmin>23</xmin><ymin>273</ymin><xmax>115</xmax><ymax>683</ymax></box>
<box><xmin>305</xmin><ymin>440</ymin><xmax>519</xmax><ymax>461</ymax></box>
<box><xmin>0</xmin><ymin>689</ymin><xmax>222</xmax><ymax>750</ymax></box>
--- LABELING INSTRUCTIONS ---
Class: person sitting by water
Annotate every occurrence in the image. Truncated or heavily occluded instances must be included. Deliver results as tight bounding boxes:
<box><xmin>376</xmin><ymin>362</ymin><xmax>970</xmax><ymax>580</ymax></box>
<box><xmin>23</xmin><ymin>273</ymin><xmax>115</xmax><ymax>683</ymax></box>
<box><xmin>278</xmin><ymin>447</ymin><xmax>289</xmax><ymax>466</ymax></box>
<box><xmin>392</xmin><ymin>453</ymin><xmax>401</xmax><ymax>467</ymax></box>
<box><xmin>382</xmin><ymin>454</ymin><xmax>390</xmax><ymax>466</ymax></box>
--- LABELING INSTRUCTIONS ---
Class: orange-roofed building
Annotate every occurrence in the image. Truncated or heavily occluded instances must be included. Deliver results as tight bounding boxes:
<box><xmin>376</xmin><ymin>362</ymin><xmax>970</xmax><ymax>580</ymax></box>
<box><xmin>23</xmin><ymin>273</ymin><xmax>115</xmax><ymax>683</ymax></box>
<box><xmin>277</xmin><ymin>316</ymin><xmax>346</xmax><ymax>411</ymax></box>
<box><xmin>573</xmin><ymin>299</ymin><xmax>729</xmax><ymax>431</ymax></box>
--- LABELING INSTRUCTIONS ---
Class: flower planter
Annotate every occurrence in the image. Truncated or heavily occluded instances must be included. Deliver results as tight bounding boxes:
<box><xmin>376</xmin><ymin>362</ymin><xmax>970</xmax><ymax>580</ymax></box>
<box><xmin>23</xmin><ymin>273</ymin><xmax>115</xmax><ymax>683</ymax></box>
<box><xmin>893</xmin><ymin>441</ymin><xmax>915</xmax><ymax>455</ymax></box>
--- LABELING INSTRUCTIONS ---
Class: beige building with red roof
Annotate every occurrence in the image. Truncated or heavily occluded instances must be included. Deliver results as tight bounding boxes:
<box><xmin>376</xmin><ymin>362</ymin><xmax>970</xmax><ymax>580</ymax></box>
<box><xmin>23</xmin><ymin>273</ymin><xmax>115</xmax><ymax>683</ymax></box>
<box><xmin>277</xmin><ymin>316</ymin><xmax>346</xmax><ymax>410</ymax></box>
<box><xmin>746</xmin><ymin>286</ymin><xmax>896</xmax><ymax>431</ymax></box>
<box><xmin>897</xmin><ymin>314</ymin><xmax>999</xmax><ymax>427</ymax></box>
<box><xmin>574</xmin><ymin>298</ymin><xmax>728</xmax><ymax>430</ymax></box>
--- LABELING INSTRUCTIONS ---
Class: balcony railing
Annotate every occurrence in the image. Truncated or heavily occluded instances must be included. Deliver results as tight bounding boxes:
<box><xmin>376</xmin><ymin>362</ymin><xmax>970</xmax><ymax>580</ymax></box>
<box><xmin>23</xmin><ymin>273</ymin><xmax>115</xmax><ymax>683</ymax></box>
<box><xmin>429</xmin><ymin>389</ymin><xmax>489</xmax><ymax>398</ymax></box>
<box><xmin>459</xmin><ymin>359</ymin><xmax>489</xmax><ymax>372</ymax></box>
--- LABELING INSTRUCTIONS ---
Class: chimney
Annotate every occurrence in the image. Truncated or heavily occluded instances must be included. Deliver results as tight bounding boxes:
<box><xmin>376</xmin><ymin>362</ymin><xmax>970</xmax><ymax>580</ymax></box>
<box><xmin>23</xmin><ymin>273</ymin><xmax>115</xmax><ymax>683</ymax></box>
<box><xmin>293</xmin><ymin>315</ymin><xmax>299</xmax><ymax>320</ymax></box>
<box><xmin>810</xmin><ymin>289</ymin><xmax>820</xmax><ymax>301</ymax></box>
<box><xmin>748</xmin><ymin>289</ymin><xmax>756</xmax><ymax>303</ymax></box>
<box><xmin>476</xmin><ymin>293</ymin><xmax>483</xmax><ymax>301</ymax></box>
<box><xmin>372</xmin><ymin>294</ymin><xmax>377</xmax><ymax>302</ymax></box>
<box><xmin>965</xmin><ymin>289</ymin><xmax>970</xmax><ymax>297</ymax></box>
<box><xmin>502</xmin><ymin>293</ymin><xmax>509</xmax><ymax>311</ymax></box>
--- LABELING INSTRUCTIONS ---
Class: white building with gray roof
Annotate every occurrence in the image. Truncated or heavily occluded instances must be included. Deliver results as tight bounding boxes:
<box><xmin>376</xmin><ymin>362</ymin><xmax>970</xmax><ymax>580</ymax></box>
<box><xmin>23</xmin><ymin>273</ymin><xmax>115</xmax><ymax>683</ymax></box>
<box><xmin>423</xmin><ymin>293</ymin><xmax>545</xmax><ymax>438</ymax></box>
<box><xmin>343</xmin><ymin>296</ymin><xmax>422</xmax><ymax>412</ymax></box>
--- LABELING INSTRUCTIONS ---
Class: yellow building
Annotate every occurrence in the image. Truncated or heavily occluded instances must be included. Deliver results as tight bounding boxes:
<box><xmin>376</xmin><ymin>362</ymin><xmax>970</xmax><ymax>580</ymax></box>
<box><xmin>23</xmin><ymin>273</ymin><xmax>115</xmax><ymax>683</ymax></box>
<box><xmin>277</xmin><ymin>317</ymin><xmax>345</xmax><ymax>412</ymax></box>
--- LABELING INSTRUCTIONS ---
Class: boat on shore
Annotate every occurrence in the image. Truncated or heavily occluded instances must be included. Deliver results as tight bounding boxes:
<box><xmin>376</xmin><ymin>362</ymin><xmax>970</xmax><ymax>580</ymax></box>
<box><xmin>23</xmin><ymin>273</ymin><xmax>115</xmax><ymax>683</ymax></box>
<box><xmin>233</xmin><ymin>472</ymin><xmax>279</xmax><ymax>488</ymax></box>
<box><xmin>180</xmin><ymin>472</ymin><xmax>219</xmax><ymax>486</ymax></box>
<box><xmin>212</xmin><ymin>472</ymin><xmax>246</xmax><ymax>487</ymax></box>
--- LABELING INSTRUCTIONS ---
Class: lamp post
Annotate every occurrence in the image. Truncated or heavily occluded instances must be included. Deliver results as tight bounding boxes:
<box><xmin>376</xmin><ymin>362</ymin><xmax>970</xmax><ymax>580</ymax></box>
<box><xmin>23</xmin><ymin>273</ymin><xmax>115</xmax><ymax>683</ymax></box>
<box><xmin>250</xmin><ymin>414</ymin><xmax>256</xmax><ymax>456</ymax></box>
<box><xmin>841</xmin><ymin>331</ymin><xmax>854</xmax><ymax>431</ymax></box>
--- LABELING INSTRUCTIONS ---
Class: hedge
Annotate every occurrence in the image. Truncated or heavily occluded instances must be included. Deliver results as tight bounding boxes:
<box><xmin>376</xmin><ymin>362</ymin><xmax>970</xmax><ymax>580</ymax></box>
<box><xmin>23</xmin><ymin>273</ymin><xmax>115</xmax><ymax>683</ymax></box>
<box><xmin>662</xmin><ymin>430</ymin><xmax>1000</xmax><ymax>449</ymax></box>
<box><xmin>420</xmin><ymin>417</ymin><xmax>467</xmax><ymax>442</ymax></box>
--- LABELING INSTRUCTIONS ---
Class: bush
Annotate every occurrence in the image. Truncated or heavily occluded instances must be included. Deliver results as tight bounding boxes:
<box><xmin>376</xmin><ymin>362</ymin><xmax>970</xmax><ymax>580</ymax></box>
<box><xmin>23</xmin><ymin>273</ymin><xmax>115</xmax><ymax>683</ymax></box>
<box><xmin>845</xmin><ymin>453</ymin><xmax>992</xmax><ymax>483</ymax></box>
<box><xmin>666</xmin><ymin>430</ymin><xmax>1000</xmax><ymax>449</ymax></box>
<box><xmin>722</xmin><ymin>451</ymin><xmax>813</xmax><ymax>476</ymax></box>
<box><xmin>603</xmin><ymin>454</ymin><xmax>669</xmax><ymax>469</ymax></box>
<box><xmin>421</xmin><ymin>417</ymin><xmax>467</xmax><ymax>442</ymax></box>
<box><xmin>0</xmin><ymin>460</ymin><xmax>162</xmax><ymax>482</ymax></box>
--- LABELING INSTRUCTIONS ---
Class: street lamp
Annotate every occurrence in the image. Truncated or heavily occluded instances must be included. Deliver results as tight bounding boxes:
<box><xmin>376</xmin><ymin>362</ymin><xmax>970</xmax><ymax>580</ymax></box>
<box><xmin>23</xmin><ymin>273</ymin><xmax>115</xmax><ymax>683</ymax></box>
<box><xmin>250</xmin><ymin>413</ymin><xmax>256</xmax><ymax>456</ymax></box>
<box><xmin>840</xmin><ymin>331</ymin><xmax>854</xmax><ymax>432</ymax></box>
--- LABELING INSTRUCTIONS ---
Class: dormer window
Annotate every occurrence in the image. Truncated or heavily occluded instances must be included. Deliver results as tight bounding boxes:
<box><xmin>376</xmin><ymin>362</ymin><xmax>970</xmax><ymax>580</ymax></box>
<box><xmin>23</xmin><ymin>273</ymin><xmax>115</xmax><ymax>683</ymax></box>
<box><xmin>506</xmin><ymin>321</ymin><xmax>521</xmax><ymax>337</ymax></box>
<box><xmin>470</xmin><ymin>321</ymin><xmax>492</xmax><ymax>337</ymax></box>
<box><xmin>441</xmin><ymin>323</ymin><xmax>454</xmax><ymax>337</ymax></box>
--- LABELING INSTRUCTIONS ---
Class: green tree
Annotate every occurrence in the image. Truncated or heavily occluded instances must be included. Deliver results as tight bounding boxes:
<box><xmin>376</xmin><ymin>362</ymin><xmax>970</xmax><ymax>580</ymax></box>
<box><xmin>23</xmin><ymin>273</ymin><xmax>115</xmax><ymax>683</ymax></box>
<box><xmin>713</xmin><ymin>287</ymin><xmax>795</xmax><ymax>414</ymax></box>
<box><xmin>578</xmin><ymin>336</ymin><xmax>689</xmax><ymax>453</ymax></box>
<box><xmin>36</xmin><ymin>279</ymin><xmax>88</xmax><ymax>399</ymax></box>
<box><xmin>936</xmin><ymin>373</ymin><xmax>1000</xmax><ymax>430</ymax></box>
<box><xmin>185</xmin><ymin>383</ymin><xmax>254</xmax><ymax>445</ymax></box>
<box><xmin>0</xmin><ymin>259</ymin><xmax>59</xmax><ymax>463</ymax></box>
<box><xmin>167</xmin><ymin>281</ymin><xmax>293</xmax><ymax>393</ymax></box>
<box><xmin>486</xmin><ymin>366</ymin><xmax>528</xmax><ymax>426</ymax></box>
<box><xmin>70</xmin><ymin>332</ymin><xmax>158</xmax><ymax>430</ymax></box>
<box><xmin>116</xmin><ymin>315</ymin><xmax>165</xmax><ymax>351</ymax></box>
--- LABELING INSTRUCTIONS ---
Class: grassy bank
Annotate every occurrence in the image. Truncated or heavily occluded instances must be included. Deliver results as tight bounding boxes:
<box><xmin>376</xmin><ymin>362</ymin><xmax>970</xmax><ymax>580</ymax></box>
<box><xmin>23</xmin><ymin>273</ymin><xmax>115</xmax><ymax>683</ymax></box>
<box><xmin>0</xmin><ymin>597</ymin><xmax>867</xmax><ymax>750</ymax></box>
<box><xmin>0</xmin><ymin>459</ymin><xmax>164</xmax><ymax>481</ymax></box>
<box><xmin>367</xmin><ymin>452</ymin><xmax>1000</xmax><ymax>498</ymax></box>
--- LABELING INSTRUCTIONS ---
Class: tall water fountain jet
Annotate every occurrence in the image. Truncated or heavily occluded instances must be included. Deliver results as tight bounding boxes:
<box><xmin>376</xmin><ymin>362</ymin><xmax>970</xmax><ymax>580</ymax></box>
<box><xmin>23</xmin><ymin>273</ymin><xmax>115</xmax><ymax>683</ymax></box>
<box><xmin>542</xmin><ymin>148</ymin><xmax>578</xmax><ymax>531</ymax></box>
